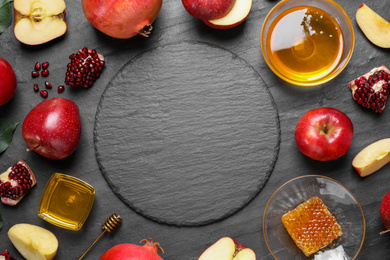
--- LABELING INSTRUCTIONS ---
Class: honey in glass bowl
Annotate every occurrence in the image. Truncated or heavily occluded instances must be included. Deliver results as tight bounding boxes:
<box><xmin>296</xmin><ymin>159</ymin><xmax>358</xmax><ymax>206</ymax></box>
<box><xmin>266</xmin><ymin>5</ymin><xmax>344</xmax><ymax>83</ymax></box>
<box><xmin>38</xmin><ymin>173</ymin><xmax>95</xmax><ymax>231</ymax></box>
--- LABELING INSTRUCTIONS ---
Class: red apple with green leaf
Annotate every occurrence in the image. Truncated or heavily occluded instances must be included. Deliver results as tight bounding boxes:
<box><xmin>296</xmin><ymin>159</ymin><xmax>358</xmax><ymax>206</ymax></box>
<box><xmin>22</xmin><ymin>97</ymin><xmax>81</xmax><ymax>159</ymax></box>
<box><xmin>198</xmin><ymin>237</ymin><xmax>256</xmax><ymax>260</ymax></box>
<box><xmin>295</xmin><ymin>107</ymin><xmax>353</xmax><ymax>161</ymax></box>
<box><xmin>0</xmin><ymin>57</ymin><xmax>17</xmax><ymax>106</ymax></box>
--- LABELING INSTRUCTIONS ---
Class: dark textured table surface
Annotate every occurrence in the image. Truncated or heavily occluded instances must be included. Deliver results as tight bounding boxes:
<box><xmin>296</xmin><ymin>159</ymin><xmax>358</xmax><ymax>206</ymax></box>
<box><xmin>0</xmin><ymin>0</ymin><xmax>389</xmax><ymax>259</ymax></box>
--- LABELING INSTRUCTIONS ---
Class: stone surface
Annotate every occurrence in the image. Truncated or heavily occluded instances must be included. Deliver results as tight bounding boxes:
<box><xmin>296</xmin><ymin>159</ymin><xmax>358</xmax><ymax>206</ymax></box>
<box><xmin>0</xmin><ymin>0</ymin><xmax>389</xmax><ymax>259</ymax></box>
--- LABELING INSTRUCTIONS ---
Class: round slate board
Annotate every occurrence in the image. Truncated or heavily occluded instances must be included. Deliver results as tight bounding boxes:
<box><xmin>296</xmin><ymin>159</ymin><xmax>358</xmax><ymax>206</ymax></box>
<box><xmin>94</xmin><ymin>41</ymin><xmax>280</xmax><ymax>226</ymax></box>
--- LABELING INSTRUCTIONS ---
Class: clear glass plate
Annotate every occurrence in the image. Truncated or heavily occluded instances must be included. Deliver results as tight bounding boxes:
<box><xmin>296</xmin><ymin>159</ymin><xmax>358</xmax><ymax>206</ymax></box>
<box><xmin>263</xmin><ymin>175</ymin><xmax>365</xmax><ymax>259</ymax></box>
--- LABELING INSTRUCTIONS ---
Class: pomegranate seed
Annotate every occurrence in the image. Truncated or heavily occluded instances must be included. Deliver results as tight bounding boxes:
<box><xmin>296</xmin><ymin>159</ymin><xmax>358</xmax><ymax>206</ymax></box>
<box><xmin>33</xmin><ymin>84</ymin><xmax>39</xmax><ymax>92</ymax></box>
<box><xmin>34</xmin><ymin>62</ymin><xmax>41</xmax><ymax>71</ymax></box>
<box><xmin>58</xmin><ymin>85</ymin><xmax>65</xmax><ymax>93</ymax></box>
<box><xmin>32</xmin><ymin>71</ymin><xmax>39</xmax><ymax>78</ymax></box>
<box><xmin>42</xmin><ymin>61</ymin><xmax>49</xmax><ymax>69</ymax></box>
<box><xmin>44</xmin><ymin>81</ymin><xmax>52</xmax><ymax>89</ymax></box>
<box><xmin>40</xmin><ymin>90</ymin><xmax>48</xmax><ymax>98</ymax></box>
<box><xmin>41</xmin><ymin>69</ymin><xmax>49</xmax><ymax>77</ymax></box>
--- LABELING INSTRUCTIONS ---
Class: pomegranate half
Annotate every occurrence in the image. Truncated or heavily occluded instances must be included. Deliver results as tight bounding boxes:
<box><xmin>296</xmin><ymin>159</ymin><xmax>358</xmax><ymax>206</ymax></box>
<box><xmin>99</xmin><ymin>238</ymin><xmax>164</xmax><ymax>260</ymax></box>
<box><xmin>0</xmin><ymin>160</ymin><xmax>36</xmax><ymax>206</ymax></box>
<box><xmin>81</xmin><ymin>0</ymin><xmax>163</xmax><ymax>39</ymax></box>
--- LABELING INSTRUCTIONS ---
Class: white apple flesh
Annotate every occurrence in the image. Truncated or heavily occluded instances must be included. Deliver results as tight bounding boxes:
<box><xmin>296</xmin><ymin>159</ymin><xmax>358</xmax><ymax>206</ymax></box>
<box><xmin>356</xmin><ymin>3</ymin><xmax>390</xmax><ymax>48</ymax></box>
<box><xmin>198</xmin><ymin>237</ymin><xmax>256</xmax><ymax>260</ymax></box>
<box><xmin>352</xmin><ymin>138</ymin><xmax>390</xmax><ymax>177</ymax></box>
<box><xmin>14</xmin><ymin>0</ymin><xmax>67</xmax><ymax>45</ymax></box>
<box><xmin>204</xmin><ymin>0</ymin><xmax>252</xmax><ymax>29</ymax></box>
<box><xmin>8</xmin><ymin>223</ymin><xmax>58</xmax><ymax>260</ymax></box>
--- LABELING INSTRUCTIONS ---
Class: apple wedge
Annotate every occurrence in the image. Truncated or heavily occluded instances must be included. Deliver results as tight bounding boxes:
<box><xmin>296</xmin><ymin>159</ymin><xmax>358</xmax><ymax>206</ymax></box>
<box><xmin>14</xmin><ymin>0</ymin><xmax>67</xmax><ymax>45</ymax></box>
<box><xmin>198</xmin><ymin>237</ymin><xmax>256</xmax><ymax>260</ymax></box>
<box><xmin>352</xmin><ymin>138</ymin><xmax>390</xmax><ymax>177</ymax></box>
<box><xmin>204</xmin><ymin>0</ymin><xmax>252</xmax><ymax>29</ymax></box>
<box><xmin>8</xmin><ymin>223</ymin><xmax>58</xmax><ymax>260</ymax></box>
<box><xmin>356</xmin><ymin>3</ymin><xmax>390</xmax><ymax>48</ymax></box>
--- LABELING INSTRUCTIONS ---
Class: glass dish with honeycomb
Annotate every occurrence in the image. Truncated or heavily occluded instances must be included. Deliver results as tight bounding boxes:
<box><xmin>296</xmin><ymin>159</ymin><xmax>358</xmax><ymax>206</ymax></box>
<box><xmin>263</xmin><ymin>175</ymin><xmax>365</xmax><ymax>259</ymax></box>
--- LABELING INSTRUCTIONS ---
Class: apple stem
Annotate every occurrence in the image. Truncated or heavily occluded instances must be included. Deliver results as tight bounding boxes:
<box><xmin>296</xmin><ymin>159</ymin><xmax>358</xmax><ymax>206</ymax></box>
<box><xmin>26</xmin><ymin>145</ymin><xmax>40</xmax><ymax>152</ymax></box>
<box><xmin>380</xmin><ymin>229</ymin><xmax>390</xmax><ymax>235</ymax></box>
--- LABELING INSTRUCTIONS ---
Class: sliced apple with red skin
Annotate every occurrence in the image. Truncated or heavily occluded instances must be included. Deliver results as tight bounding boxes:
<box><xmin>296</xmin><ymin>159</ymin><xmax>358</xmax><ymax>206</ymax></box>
<box><xmin>198</xmin><ymin>237</ymin><xmax>256</xmax><ymax>260</ymax></box>
<box><xmin>204</xmin><ymin>0</ymin><xmax>252</xmax><ymax>29</ymax></box>
<box><xmin>356</xmin><ymin>3</ymin><xmax>390</xmax><ymax>48</ymax></box>
<box><xmin>14</xmin><ymin>0</ymin><xmax>66</xmax><ymax>45</ymax></box>
<box><xmin>352</xmin><ymin>138</ymin><xmax>390</xmax><ymax>177</ymax></box>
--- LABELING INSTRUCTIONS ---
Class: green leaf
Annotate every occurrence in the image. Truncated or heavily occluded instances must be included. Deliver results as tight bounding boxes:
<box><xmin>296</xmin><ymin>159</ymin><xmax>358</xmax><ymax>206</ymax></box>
<box><xmin>0</xmin><ymin>0</ymin><xmax>13</xmax><ymax>34</ymax></box>
<box><xmin>0</xmin><ymin>118</ymin><xmax>18</xmax><ymax>153</ymax></box>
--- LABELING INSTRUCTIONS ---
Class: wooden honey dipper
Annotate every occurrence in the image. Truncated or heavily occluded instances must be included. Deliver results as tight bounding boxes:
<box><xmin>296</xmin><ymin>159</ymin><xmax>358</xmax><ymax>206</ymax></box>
<box><xmin>79</xmin><ymin>213</ymin><xmax>122</xmax><ymax>260</ymax></box>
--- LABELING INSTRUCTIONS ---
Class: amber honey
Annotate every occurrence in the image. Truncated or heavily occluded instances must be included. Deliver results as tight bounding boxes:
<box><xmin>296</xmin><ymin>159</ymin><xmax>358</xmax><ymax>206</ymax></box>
<box><xmin>282</xmin><ymin>197</ymin><xmax>342</xmax><ymax>256</ymax></box>
<box><xmin>38</xmin><ymin>173</ymin><xmax>95</xmax><ymax>231</ymax></box>
<box><xmin>266</xmin><ymin>6</ymin><xmax>344</xmax><ymax>82</ymax></box>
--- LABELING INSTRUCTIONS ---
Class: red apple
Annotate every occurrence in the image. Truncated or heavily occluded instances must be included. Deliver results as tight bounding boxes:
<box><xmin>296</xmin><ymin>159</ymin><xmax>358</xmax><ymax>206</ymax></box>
<box><xmin>380</xmin><ymin>191</ymin><xmax>390</xmax><ymax>235</ymax></box>
<box><xmin>22</xmin><ymin>97</ymin><xmax>81</xmax><ymax>159</ymax></box>
<box><xmin>182</xmin><ymin>0</ymin><xmax>235</xmax><ymax>20</ymax></box>
<box><xmin>0</xmin><ymin>57</ymin><xmax>17</xmax><ymax>106</ymax></box>
<box><xmin>295</xmin><ymin>107</ymin><xmax>353</xmax><ymax>161</ymax></box>
<box><xmin>203</xmin><ymin>0</ymin><xmax>252</xmax><ymax>29</ymax></box>
<box><xmin>198</xmin><ymin>237</ymin><xmax>256</xmax><ymax>260</ymax></box>
<box><xmin>81</xmin><ymin>0</ymin><xmax>162</xmax><ymax>39</ymax></box>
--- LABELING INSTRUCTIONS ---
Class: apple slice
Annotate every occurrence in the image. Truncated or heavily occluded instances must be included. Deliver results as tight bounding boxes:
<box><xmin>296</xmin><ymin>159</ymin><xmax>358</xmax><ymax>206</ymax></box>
<box><xmin>352</xmin><ymin>138</ymin><xmax>390</xmax><ymax>177</ymax></box>
<box><xmin>198</xmin><ymin>237</ymin><xmax>256</xmax><ymax>260</ymax></box>
<box><xmin>14</xmin><ymin>0</ymin><xmax>67</xmax><ymax>45</ymax></box>
<box><xmin>204</xmin><ymin>0</ymin><xmax>252</xmax><ymax>29</ymax></box>
<box><xmin>8</xmin><ymin>223</ymin><xmax>58</xmax><ymax>260</ymax></box>
<box><xmin>356</xmin><ymin>3</ymin><xmax>390</xmax><ymax>48</ymax></box>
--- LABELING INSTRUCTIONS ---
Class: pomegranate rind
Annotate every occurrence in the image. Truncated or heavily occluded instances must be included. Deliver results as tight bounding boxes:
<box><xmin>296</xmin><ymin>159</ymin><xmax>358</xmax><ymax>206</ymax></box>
<box><xmin>348</xmin><ymin>65</ymin><xmax>390</xmax><ymax>113</ymax></box>
<box><xmin>0</xmin><ymin>160</ymin><xmax>36</xmax><ymax>206</ymax></box>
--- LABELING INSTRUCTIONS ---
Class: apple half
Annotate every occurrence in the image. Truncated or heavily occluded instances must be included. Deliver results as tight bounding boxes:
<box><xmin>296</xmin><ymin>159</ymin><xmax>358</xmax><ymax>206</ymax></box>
<box><xmin>356</xmin><ymin>3</ymin><xmax>390</xmax><ymax>48</ymax></box>
<box><xmin>352</xmin><ymin>138</ymin><xmax>390</xmax><ymax>177</ymax></box>
<box><xmin>8</xmin><ymin>223</ymin><xmax>58</xmax><ymax>260</ymax></box>
<box><xmin>14</xmin><ymin>0</ymin><xmax>67</xmax><ymax>45</ymax></box>
<box><xmin>204</xmin><ymin>0</ymin><xmax>252</xmax><ymax>29</ymax></box>
<box><xmin>198</xmin><ymin>237</ymin><xmax>256</xmax><ymax>260</ymax></box>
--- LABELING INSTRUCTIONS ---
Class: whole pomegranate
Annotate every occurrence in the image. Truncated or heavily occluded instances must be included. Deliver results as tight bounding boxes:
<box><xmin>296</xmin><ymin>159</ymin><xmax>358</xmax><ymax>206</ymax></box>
<box><xmin>81</xmin><ymin>0</ymin><xmax>163</xmax><ymax>39</ymax></box>
<box><xmin>0</xmin><ymin>57</ymin><xmax>17</xmax><ymax>106</ymax></box>
<box><xmin>100</xmin><ymin>238</ymin><xmax>164</xmax><ymax>260</ymax></box>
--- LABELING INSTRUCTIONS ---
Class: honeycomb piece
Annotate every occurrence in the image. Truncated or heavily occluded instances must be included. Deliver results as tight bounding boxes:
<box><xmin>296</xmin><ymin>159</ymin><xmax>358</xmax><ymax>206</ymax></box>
<box><xmin>281</xmin><ymin>196</ymin><xmax>342</xmax><ymax>257</ymax></box>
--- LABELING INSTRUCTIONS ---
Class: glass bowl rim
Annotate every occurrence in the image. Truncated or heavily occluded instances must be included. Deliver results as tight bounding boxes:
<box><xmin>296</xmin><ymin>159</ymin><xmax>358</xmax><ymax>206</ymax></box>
<box><xmin>262</xmin><ymin>174</ymin><xmax>366</xmax><ymax>259</ymax></box>
<box><xmin>260</xmin><ymin>0</ymin><xmax>355</xmax><ymax>87</ymax></box>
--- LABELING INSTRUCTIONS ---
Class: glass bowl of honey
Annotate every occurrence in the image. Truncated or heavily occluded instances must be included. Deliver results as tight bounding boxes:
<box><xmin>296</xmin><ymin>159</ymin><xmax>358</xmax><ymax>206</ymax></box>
<box><xmin>261</xmin><ymin>0</ymin><xmax>354</xmax><ymax>86</ymax></box>
<box><xmin>263</xmin><ymin>175</ymin><xmax>365</xmax><ymax>259</ymax></box>
<box><xmin>38</xmin><ymin>173</ymin><xmax>95</xmax><ymax>231</ymax></box>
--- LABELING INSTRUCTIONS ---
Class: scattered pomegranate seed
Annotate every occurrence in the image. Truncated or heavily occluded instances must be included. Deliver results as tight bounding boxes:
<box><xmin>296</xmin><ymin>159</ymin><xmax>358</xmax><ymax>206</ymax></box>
<box><xmin>41</xmin><ymin>69</ymin><xmax>49</xmax><ymax>77</ymax></box>
<box><xmin>34</xmin><ymin>62</ymin><xmax>41</xmax><ymax>71</ymax></box>
<box><xmin>65</xmin><ymin>46</ymin><xmax>105</xmax><ymax>88</ymax></box>
<box><xmin>57</xmin><ymin>85</ymin><xmax>65</xmax><ymax>93</ymax></box>
<box><xmin>42</xmin><ymin>61</ymin><xmax>49</xmax><ymax>70</ymax></box>
<box><xmin>349</xmin><ymin>65</ymin><xmax>390</xmax><ymax>113</ymax></box>
<box><xmin>40</xmin><ymin>90</ymin><xmax>48</xmax><ymax>98</ymax></box>
<box><xmin>32</xmin><ymin>71</ymin><xmax>39</xmax><ymax>78</ymax></box>
<box><xmin>33</xmin><ymin>84</ymin><xmax>39</xmax><ymax>92</ymax></box>
<box><xmin>44</xmin><ymin>81</ymin><xmax>52</xmax><ymax>89</ymax></box>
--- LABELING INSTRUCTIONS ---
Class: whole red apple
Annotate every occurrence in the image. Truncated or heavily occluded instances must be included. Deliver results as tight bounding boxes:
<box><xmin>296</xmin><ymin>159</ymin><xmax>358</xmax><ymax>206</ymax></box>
<box><xmin>295</xmin><ymin>107</ymin><xmax>353</xmax><ymax>161</ymax></box>
<box><xmin>81</xmin><ymin>0</ymin><xmax>162</xmax><ymax>39</ymax></box>
<box><xmin>0</xmin><ymin>57</ymin><xmax>17</xmax><ymax>106</ymax></box>
<box><xmin>380</xmin><ymin>191</ymin><xmax>390</xmax><ymax>235</ymax></box>
<box><xmin>182</xmin><ymin>0</ymin><xmax>235</xmax><ymax>20</ymax></box>
<box><xmin>22</xmin><ymin>97</ymin><xmax>81</xmax><ymax>159</ymax></box>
